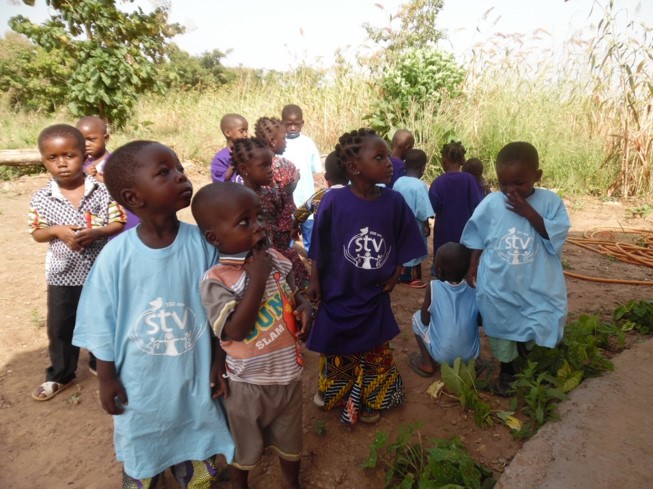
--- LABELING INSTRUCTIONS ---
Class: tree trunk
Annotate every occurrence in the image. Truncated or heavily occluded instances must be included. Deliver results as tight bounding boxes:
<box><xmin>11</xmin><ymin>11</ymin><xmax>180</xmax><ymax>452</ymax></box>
<box><xmin>0</xmin><ymin>149</ymin><xmax>43</xmax><ymax>167</ymax></box>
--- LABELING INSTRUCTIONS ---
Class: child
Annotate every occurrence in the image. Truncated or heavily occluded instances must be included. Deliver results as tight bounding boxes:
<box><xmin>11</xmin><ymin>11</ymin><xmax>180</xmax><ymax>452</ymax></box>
<box><xmin>461</xmin><ymin>142</ymin><xmax>570</xmax><ymax>395</ymax></box>
<box><xmin>393</xmin><ymin>149</ymin><xmax>434</xmax><ymax>288</ymax></box>
<box><xmin>211</xmin><ymin>113</ymin><xmax>249</xmax><ymax>183</ymax></box>
<box><xmin>73</xmin><ymin>141</ymin><xmax>235</xmax><ymax>485</ymax></box>
<box><xmin>192</xmin><ymin>182</ymin><xmax>312</xmax><ymax>489</ymax></box>
<box><xmin>291</xmin><ymin>151</ymin><xmax>348</xmax><ymax>241</ymax></box>
<box><xmin>307</xmin><ymin>128</ymin><xmax>426</xmax><ymax>424</ymax></box>
<box><xmin>463</xmin><ymin>157</ymin><xmax>491</xmax><ymax>196</ymax></box>
<box><xmin>76</xmin><ymin>115</ymin><xmax>141</xmax><ymax>236</ymax></box>
<box><xmin>429</xmin><ymin>141</ymin><xmax>484</xmax><ymax>272</ymax></box>
<box><xmin>29</xmin><ymin>124</ymin><xmax>125</xmax><ymax>401</ymax></box>
<box><xmin>409</xmin><ymin>242</ymin><xmax>480</xmax><ymax>377</ymax></box>
<box><xmin>388</xmin><ymin>129</ymin><xmax>415</xmax><ymax>188</ymax></box>
<box><xmin>254</xmin><ymin>116</ymin><xmax>300</xmax><ymax>194</ymax></box>
<box><xmin>281</xmin><ymin>104</ymin><xmax>323</xmax><ymax>252</ymax></box>
<box><xmin>76</xmin><ymin>116</ymin><xmax>110</xmax><ymax>180</ymax></box>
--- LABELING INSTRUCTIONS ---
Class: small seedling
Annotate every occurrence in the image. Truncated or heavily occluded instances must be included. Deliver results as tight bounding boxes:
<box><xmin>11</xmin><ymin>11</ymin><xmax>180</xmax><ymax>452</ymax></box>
<box><xmin>313</xmin><ymin>420</ymin><xmax>327</xmax><ymax>436</ymax></box>
<box><xmin>30</xmin><ymin>308</ymin><xmax>44</xmax><ymax>328</ymax></box>
<box><xmin>66</xmin><ymin>385</ymin><xmax>82</xmax><ymax>406</ymax></box>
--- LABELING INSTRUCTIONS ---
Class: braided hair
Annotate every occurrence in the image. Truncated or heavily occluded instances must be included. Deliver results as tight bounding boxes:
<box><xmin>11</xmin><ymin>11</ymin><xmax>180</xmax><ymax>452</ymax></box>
<box><xmin>334</xmin><ymin>128</ymin><xmax>377</xmax><ymax>171</ymax></box>
<box><xmin>254</xmin><ymin>117</ymin><xmax>283</xmax><ymax>144</ymax></box>
<box><xmin>441</xmin><ymin>140</ymin><xmax>466</xmax><ymax>165</ymax></box>
<box><xmin>231</xmin><ymin>137</ymin><xmax>270</xmax><ymax>170</ymax></box>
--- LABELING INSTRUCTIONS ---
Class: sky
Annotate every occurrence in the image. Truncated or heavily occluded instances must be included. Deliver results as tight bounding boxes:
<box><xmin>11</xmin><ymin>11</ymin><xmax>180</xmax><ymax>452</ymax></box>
<box><xmin>1</xmin><ymin>0</ymin><xmax>651</xmax><ymax>70</ymax></box>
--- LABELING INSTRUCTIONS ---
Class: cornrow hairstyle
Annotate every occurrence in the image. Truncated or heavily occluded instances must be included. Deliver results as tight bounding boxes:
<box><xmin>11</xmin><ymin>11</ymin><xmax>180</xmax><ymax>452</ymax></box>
<box><xmin>231</xmin><ymin>137</ymin><xmax>270</xmax><ymax>169</ymax></box>
<box><xmin>103</xmin><ymin>140</ymin><xmax>157</xmax><ymax>209</ymax></box>
<box><xmin>496</xmin><ymin>141</ymin><xmax>540</xmax><ymax>170</ymax></box>
<box><xmin>324</xmin><ymin>151</ymin><xmax>349</xmax><ymax>185</ymax></box>
<box><xmin>38</xmin><ymin>124</ymin><xmax>86</xmax><ymax>155</ymax></box>
<box><xmin>441</xmin><ymin>140</ymin><xmax>466</xmax><ymax>164</ymax></box>
<box><xmin>281</xmin><ymin>104</ymin><xmax>303</xmax><ymax>120</ymax></box>
<box><xmin>254</xmin><ymin>117</ymin><xmax>283</xmax><ymax>144</ymax></box>
<box><xmin>404</xmin><ymin>149</ymin><xmax>428</xmax><ymax>170</ymax></box>
<box><xmin>334</xmin><ymin>128</ymin><xmax>377</xmax><ymax>171</ymax></box>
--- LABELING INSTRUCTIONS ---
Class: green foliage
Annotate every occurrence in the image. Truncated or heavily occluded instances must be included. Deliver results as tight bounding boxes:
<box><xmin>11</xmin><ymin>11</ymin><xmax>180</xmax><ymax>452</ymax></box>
<box><xmin>365</xmin><ymin>48</ymin><xmax>465</xmax><ymax>139</ymax></box>
<box><xmin>8</xmin><ymin>0</ymin><xmax>183</xmax><ymax>128</ymax></box>
<box><xmin>158</xmin><ymin>44</ymin><xmax>233</xmax><ymax>91</ymax></box>
<box><xmin>363</xmin><ymin>424</ymin><xmax>496</xmax><ymax>489</ymax></box>
<box><xmin>614</xmin><ymin>299</ymin><xmax>653</xmax><ymax>334</ymax></box>
<box><xmin>441</xmin><ymin>358</ymin><xmax>493</xmax><ymax>428</ymax></box>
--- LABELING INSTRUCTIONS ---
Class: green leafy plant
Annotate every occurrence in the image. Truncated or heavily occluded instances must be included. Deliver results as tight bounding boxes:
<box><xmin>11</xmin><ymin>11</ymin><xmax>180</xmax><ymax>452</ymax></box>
<box><xmin>614</xmin><ymin>299</ymin><xmax>653</xmax><ymax>334</ymax></box>
<box><xmin>363</xmin><ymin>423</ymin><xmax>496</xmax><ymax>489</ymax></box>
<box><xmin>441</xmin><ymin>358</ymin><xmax>493</xmax><ymax>427</ymax></box>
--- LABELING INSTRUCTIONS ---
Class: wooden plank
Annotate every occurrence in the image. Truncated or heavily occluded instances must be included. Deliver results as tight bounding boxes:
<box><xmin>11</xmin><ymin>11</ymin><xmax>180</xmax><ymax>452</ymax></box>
<box><xmin>0</xmin><ymin>149</ymin><xmax>43</xmax><ymax>167</ymax></box>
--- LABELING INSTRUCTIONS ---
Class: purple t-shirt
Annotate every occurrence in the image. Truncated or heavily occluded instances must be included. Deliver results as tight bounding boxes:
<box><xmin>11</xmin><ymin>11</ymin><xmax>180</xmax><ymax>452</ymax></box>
<box><xmin>307</xmin><ymin>187</ymin><xmax>426</xmax><ymax>354</ymax></box>
<box><xmin>389</xmin><ymin>156</ymin><xmax>405</xmax><ymax>188</ymax></box>
<box><xmin>429</xmin><ymin>172</ymin><xmax>483</xmax><ymax>252</ymax></box>
<box><xmin>210</xmin><ymin>147</ymin><xmax>231</xmax><ymax>183</ymax></box>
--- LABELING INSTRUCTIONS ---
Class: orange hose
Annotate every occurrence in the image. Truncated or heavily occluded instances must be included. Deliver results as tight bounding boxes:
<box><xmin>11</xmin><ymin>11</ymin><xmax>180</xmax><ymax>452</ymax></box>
<box><xmin>565</xmin><ymin>227</ymin><xmax>653</xmax><ymax>285</ymax></box>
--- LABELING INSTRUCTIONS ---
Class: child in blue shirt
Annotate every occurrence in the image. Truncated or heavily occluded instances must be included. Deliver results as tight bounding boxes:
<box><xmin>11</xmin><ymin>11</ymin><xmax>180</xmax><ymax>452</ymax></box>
<box><xmin>461</xmin><ymin>142</ymin><xmax>569</xmax><ymax>395</ymax></box>
<box><xmin>73</xmin><ymin>140</ymin><xmax>234</xmax><ymax>486</ymax></box>
<box><xmin>393</xmin><ymin>149</ymin><xmax>434</xmax><ymax>288</ymax></box>
<box><xmin>409</xmin><ymin>242</ymin><xmax>480</xmax><ymax>376</ymax></box>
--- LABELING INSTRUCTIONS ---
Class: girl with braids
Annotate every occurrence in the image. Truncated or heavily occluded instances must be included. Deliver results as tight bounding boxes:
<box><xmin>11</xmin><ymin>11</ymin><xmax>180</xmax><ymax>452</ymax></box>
<box><xmin>254</xmin><ymin>116</ymin><xmax>300</xmax><ymax>196</ymax></box>
<box><xmin>232</xmin><ymin>137</ymin><xmax>310</xmax><ymax>289</ymax></box>
<box><xmin>428</xmin><ymin>140</ymin><xmax>483</xmax><ymax>274</ymax></box>
<box><xmin>306</xmin><ymin>128</ymin><xmax>426</xmax><ymax>424</ymax></box>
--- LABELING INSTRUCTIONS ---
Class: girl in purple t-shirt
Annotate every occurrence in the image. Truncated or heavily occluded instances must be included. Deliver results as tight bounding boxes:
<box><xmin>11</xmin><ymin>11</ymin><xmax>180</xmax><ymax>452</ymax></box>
<box><xmin>307</xmin><ymin>128</ymin><xmax>426</xmax><ymax>424</ymax></box>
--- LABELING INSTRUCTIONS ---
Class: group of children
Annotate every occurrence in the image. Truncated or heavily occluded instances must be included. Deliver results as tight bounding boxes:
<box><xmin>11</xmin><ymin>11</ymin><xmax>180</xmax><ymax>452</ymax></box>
<box><xmin>27</xmin><ymin>103</ymin><xmax>569</xmax><ymax>487</ymax></box>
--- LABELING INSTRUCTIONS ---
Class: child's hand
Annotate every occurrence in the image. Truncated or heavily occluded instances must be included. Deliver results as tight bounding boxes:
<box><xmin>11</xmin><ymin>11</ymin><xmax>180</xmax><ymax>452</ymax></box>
<box><xmin>424</xmin><ymin>220</ymin><xmax>431</xmax><ymax>238</ymax></box>
<box><xmin>99</xmin><ymin>376</ymin><xmax>128</xmax><ymax>415</ymax></box>
<box><xmin>74</xmin><ymin>227</ymin><xmax>102</xmax><ymax>248</ymax></box>
<box><xmin>505</xmin><ymin>191</ymin><xmax>535</xmax><ymax>218</ymax></box>
<box><xmin>293</xmin><ymin>301</ymin><xmax>313</xmax><ymax>342</ymax></box>
<box><xmin>291</xmin><ymin>221</ymin><xmax>301</xmax><ymax>241</ymax></box>
<box><xmin>465</xmin><ymin>264</ymin><xmax>478</xmax><ymax>288</ymax></box>
<box><xmin>244</xmin><ymin>247</ymin><xmax>273</xmax><ymax>283</ymax></box>
<box><xmin>381</xmin><ymin>275</ymin><xmax>399</xmax><ymax>293</ymax></box>
<box><xmin>306</xmin><ymin>280</ymin><xmax>321</xmax><ymax>302</ymax></box>
<box><xmin>56</xmin><ymin>225</ymin><xmax>85</xmax><ymax>251</ymax></box>
<box><xmin>84</xmin><ymin>164</ymin><xmax>97</xmax><ymax>177</ymax></box>
<box><xmin>210</xmin><ymin>372</ymin><xmax>229</xmax><ymax>399</ymax></box>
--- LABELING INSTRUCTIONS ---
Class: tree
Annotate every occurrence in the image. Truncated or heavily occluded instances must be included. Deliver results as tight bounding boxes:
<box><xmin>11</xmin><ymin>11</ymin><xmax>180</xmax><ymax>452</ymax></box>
<box><xmin>158</xmin><ymin>44</ymin><xmax>233</xmax><ymax>90</ymax></box>
<box><xmin>9</xmin><ymin>0</ymin><xmax>183</xmax><ymax>128</ymax></box>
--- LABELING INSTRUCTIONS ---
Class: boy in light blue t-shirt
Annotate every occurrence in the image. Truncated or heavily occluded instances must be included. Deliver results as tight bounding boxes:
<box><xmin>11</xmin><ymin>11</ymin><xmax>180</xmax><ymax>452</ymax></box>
<box><xmin>73</xmin><ymin>140</ymin><xmax>234</xmax><ymax>486</ymax></box>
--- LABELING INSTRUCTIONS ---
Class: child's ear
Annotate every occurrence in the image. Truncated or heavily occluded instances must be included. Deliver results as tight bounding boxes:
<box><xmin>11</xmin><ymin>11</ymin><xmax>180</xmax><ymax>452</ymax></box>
<box><xmin>346</xmin><ymin>159</ymin><xmax>359</xmax><ymax>176</ymax></box>
<box><xmin>104</xmin><ymin>133</ymin><xmax>110</xmax><ymax>144</ymax></box>
<box><xmin>122</xmin><ymin>188</ymin><xmax>144</xmax><ymax>209</ymax></box>
<box><xmin>204</xmin><ymin>230</ymin><xmax>221</xmax><ymax>247</ymax></box>
<box><xmin>535</xmin><ymin>169</ymin><xmax>543</xmax><ymax>182</ymax></box>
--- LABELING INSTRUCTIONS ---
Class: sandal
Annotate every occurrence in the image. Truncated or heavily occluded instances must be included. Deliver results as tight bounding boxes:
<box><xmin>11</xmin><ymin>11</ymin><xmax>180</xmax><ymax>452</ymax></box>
<box><xmin>31</xmin><ymin>381</ymin><xmax>73</xmax><ymax>402</ymax></box>
<box><xmin>313</xmin><ymin>391</ymin><xmax>325</xmax><ymax>408</ymax></box>
<box><xmin>402</xmin><ymin>280</ymin><xmax>427</xmax><ymax>289</ymax></box>
<box><xmin>408</xmin><ymin>352</ymin><xmax>435</xmax><ymax>378</ymax></box>
<box><xmin>359</xmin><ymin>407</ymin><xmax>381</xmax><ymax>424</ymax></box>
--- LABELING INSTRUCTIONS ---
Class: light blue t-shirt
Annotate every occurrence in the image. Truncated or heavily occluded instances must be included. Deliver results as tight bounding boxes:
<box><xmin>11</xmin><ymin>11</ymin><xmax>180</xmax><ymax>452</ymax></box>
<box><xmin>460</xmin><ymin>189</ymin><xmax>570</xmax><ymax>347</ymax></box>
<box><xmin>393</xmin><ymin>175</ymin><xmax>434</xmax><ymax>267</ymax></box>
<box><xmin>73</xmin><ymin>222</ymin><xmax>234</xmax><ymax>479</ymax></box>
<box><xmin>412</xmin><ymin>280</ymin><xmax>479</xmax><ymax>365</ymax></box>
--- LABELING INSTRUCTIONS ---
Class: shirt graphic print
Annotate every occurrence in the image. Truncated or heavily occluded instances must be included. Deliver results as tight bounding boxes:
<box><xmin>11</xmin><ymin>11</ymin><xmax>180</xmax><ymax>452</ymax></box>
<box><xmin>344</xmin><ymin>227</ymin><xmax>392</xmax><ymax>270</ymax></box>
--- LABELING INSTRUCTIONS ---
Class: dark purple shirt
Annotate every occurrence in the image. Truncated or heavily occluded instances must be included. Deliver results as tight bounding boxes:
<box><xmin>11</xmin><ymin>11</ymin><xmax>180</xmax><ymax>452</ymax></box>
<box><xmin>429</xmin><ymin>172</ymin><xmax>483</xmax><ymax>252</ymax></box>
<box><xmin>307</xmin><ymin>187</ymin><xmax>426</xmax><ymax>354</ymax></box>
<box><xmin>389</xmin><ymin>156</ymin><xmax>405</xmax><ymax>188</ymax></box>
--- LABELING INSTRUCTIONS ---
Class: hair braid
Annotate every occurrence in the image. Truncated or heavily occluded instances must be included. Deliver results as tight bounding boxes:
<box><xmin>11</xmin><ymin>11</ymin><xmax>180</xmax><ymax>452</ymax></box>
<box><xmin>441</xmin><ymin>140</ymin><xmax>466</xmax><ymax>164</ymax></box>
<box><xmin>231</xmin><ymin>137</ymin><xmax>269</xmax><ymax>169</ymax></box>
<box><xmin>254</xmin><ymin>117</ymin><xmax>283</xmax><ymax>145</ymax></box>
<box><xmin>334</xmin><ymin>128</ymin><xmax>377</xmax><ymax>170</ymax></box>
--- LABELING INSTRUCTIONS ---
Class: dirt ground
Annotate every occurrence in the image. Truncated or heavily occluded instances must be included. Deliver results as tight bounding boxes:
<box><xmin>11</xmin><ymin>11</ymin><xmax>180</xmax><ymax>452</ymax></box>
<box><xmin>1</xmin><ymin>166</ymin><xmax>652</xmax><ymax>489</ymax></box>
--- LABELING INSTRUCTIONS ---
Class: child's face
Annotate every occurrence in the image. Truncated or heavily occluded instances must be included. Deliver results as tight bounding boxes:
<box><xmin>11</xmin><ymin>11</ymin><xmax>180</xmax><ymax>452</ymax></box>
<box><xmin>350</xmin><ymin>136</ymin><xmax>393</xmax><ymax>185</ymax></box>
<box><xmin>224</xmin><ymin>120</ymin><xmax>249</xmax><ymax>144</ymax></box>
<box><xmin>282</xmin><ymin>113</ymin><xmax>304</xmax><ymax>139</ymax></box>
<box><xmin>239</xmin><ymin>147</ymin><xmax>274</xmax><ymax>187</ymax></box>
<box><xmin>209</xmin><ymin>191</ymin><xmax>266</xmax><ymax>255</ymax></box>
<box><xmin>496</xmin><ymin>161</ymin><xmax>542</xmax><ymax>198</ymax></box>
<box><xmin>270</xmin><ymin>126</ymin><xmax>287</xmax><ymax>155</ymax></box>
<box><xmin>76</xmin><ymin>122</ymin><xmax>108</xmax><ymax>160</ymax></box>
<box><xmin>130</xmin><ymin>144</ymin><xmax>193</xmax><ymax>213</ymax></box>
<box><xmin>40</xmin><ymin>136</ymin><xmax>85</xmax><ymax>188</ymax></box>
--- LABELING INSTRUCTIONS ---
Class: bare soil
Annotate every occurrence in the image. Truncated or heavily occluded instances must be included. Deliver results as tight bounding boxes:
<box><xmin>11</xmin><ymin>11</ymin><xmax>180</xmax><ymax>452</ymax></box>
<box><xmin>1</xmin><ymin>168</ymin><xmax>652</xmax><ymax>488</ymax></box>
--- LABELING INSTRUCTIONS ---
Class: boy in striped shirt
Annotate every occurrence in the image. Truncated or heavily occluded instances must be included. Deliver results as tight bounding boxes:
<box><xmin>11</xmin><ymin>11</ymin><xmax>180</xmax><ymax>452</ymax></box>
<box><xmin>192</xmin><ymin>182</ymin><xmax>313</xmax><ymax>489</ymax></box>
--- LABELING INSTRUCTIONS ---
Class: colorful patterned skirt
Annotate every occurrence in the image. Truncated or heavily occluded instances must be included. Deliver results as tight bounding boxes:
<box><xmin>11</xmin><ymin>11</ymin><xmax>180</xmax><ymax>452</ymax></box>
<box><xmin>318</xmin><ymin>342</ymin><xmax>405</xmax><ymax>424</ymax></box>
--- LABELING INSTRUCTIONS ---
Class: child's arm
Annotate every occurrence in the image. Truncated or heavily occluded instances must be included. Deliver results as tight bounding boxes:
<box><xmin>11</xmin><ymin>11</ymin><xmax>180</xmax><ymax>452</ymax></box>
<box><xmin>466</xmin><ymin>249</ymin><xmax>483</xmax><ymax>288</ymax></box>
<box><xmin>382</xmin><ymin>265</ymin><xmax>402</xmax><ymax>293</ymax></box>
<box><xmin>32</xmin><ymin>225</ymin><xmax>84</xmax><ymax>251</ymax></box>
<box><xmin>286</xmin><ymin>272</ymin><xmax>313</xmax><ymax>341</ymax></box>
<box><xmin>420</xmin><ymin>282</ymin><xmax>432</xmax><ymax>325</ymax></box>
<box><xmin>307</xmin><ymin>260</ymin><xmax>321</xmax><ymax>302</ymax></box>
<box><xmin>210</xmin><ymin>336</ymin><xmax>229</xmax><ymax>399</ymax></box>
<box><xmin>222</xmin><ymin>247</ymin><xmax>272</xmax><ymax>341</ymax></box>
<box><xmin>97</xmin><ymin>359</ymin><xmax>128</xmax><ymax>415</ymax></box>
<box><xmin>506</xmin><ymin>191</ymin><xmax>548</xmax><ymax>239</ymax></box>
